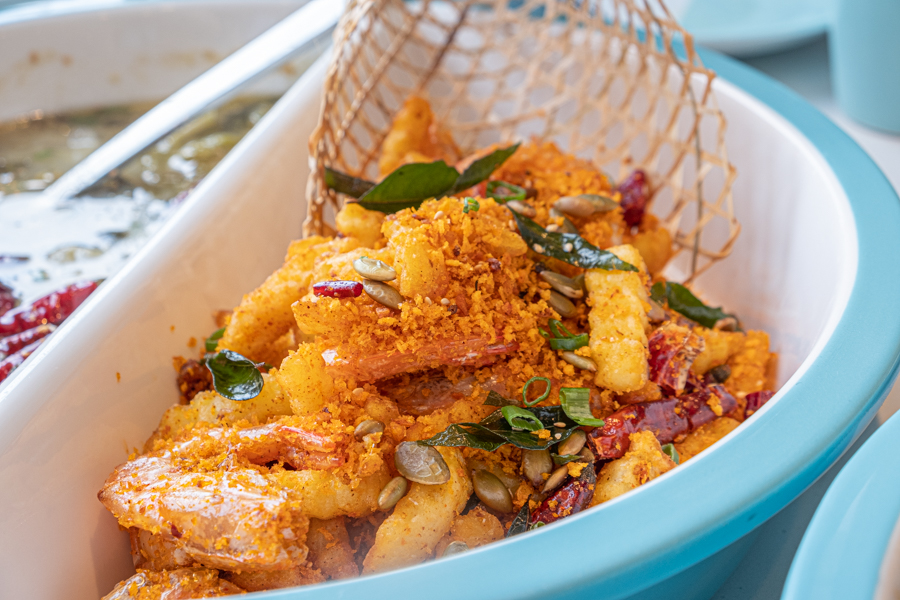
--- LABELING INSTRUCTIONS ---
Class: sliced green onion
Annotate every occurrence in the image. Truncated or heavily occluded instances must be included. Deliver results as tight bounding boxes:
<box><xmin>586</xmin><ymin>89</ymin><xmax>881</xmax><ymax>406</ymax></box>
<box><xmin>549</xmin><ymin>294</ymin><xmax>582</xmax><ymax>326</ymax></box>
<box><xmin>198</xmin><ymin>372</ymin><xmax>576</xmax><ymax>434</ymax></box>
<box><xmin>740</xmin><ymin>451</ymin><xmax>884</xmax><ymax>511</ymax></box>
<box><xmin>551</xmin><ymin>453</ymin><xmax>583</xmax><ymax>465</ymax></box>
<box><xmin>559</xmin><ymin>387</ymin><xmax>605</xmax><ymax>427</ymax></box>
<box><xmin>549</xmin><ymin>333</ymin><xmax>589</xmax><ymax>351</ymax></box>
<box><xmin>522</xmin><ymin>376</ymin><xmax>552</xmax><ymax>407</ymax></box>
<box><xmin>539</xmin><ymin>328</ymin><xmax>551</xmax><ymax>339</ymax></box>
<box><xmin>548</xmin><ymin>319</ymin><xmax>575</xmax><ymax>339</ymax></box>
<box><xmin>463</xmin><ymin>197</ymin><xmax>480</xmax><ymax>213</ymax></box>
<box><xmin>486</xmin><ymin>180</ymin><xmax>526</xmax><ymax>203</ymax></box>
<box><xmin>205</xmin><ymin>327</ymin><xmax>225</xmax><ymax>352</ymax></box>
<box><xmin>662</xmin><ymin>443</ymin><xmax>680</xmax><ymax>464</ymax></box>
<box><xmin>501</xmin><ymin>406</ymin><xmax>544</xmax><ymax>431</ymax></box>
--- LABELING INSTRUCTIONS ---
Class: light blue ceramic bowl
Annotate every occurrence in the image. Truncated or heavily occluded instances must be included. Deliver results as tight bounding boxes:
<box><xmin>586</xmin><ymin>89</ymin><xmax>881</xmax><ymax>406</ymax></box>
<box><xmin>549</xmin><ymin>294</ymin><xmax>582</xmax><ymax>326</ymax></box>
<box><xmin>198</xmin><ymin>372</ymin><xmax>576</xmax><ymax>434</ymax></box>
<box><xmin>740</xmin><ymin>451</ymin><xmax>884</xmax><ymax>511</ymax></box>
<box><xmin>783</xmin><ymin>410</ymin><xmax>900</xmax><ymax>600</ymax></box>
<box><xmin>244</xmin><ymin>49</ymin><xmax>900</xmax><ymax>600</ymax></box>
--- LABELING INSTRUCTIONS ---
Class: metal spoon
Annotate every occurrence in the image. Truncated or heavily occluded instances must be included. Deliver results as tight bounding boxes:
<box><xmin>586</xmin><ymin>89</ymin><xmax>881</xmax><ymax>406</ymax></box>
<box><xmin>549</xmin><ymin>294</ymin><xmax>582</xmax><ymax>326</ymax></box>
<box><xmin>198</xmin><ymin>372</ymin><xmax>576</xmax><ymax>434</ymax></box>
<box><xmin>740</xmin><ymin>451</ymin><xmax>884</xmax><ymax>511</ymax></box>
<box><xmin>42</xmin><ymin>0</ymin><xmax>342</xmax><ymax>204</ymax></box>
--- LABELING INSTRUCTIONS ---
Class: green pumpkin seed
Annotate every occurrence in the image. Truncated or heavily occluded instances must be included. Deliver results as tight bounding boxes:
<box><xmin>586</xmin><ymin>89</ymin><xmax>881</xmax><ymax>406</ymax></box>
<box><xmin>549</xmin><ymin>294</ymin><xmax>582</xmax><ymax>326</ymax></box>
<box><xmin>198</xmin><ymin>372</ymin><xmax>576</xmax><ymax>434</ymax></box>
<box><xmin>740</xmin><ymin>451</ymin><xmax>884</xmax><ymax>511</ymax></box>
<box><xmin>548</xmin><ymin>208</ymin><xmax>579</xmax><ymax>234</ymax></box>
<box><xmin>548</xmin><ymin>290</ymin><xmax>577</xmax><ymax>318</ymax></box>
<box><xmin>363</xmin><ymin>280</ymin><xmax>404</xmax><ymax>310</ymax></box>
<box><xmin>647</xmin><ymin>298</ymin><xmax>667</xmax><ymax>321</ymax></box>
<box><xmin>557</xmin><ymin>429</ymin><xmax>586</xmax><ymax>456</ymax></box>
<box><xmin>442</xmin><ymin>541</ymin><xmax>469</xmax><ymax>557</ymax></box>
<box><xmin>472</xmin><ymin>469</ymin><xmax>514</xmax><ymax>513</ymax></box>
<box><xmin>553</xmin><ymin>194</ymin><xmax>618</xmax><ymax>217</ymax></box>
<box><xmin>542</xmin><ymin>465</ymin><xmax>569</xmax><ymax>493</ymax></box>
<box><xmin>540</xmin><ymin>271</ymin><xmax>584</xmax><ymax>299</ymax></box>
<box><xmin>708</xmin><ymin>364</ymin><xmax>732</xmax><ymax>383</ymax></box>
<box><xmin>522</xmin><ymin>449</ymin><xmax>553</xmax><ymax>487</ymax></box>
<box><xmin>505</xmin><ymin>200</ymin><xmax>537</xmax><ymax>218</ymax></box>
<box><xmin>395</xmin><ymin>442</ymin><xmax>450</xmax><ymax>484</ymax></box>
<box><xmin>560</xmin><ymin>351</ymin><xmax>597</xmax><ymax>372</ymax></box>
<box><xmin>377</xmin><ymin>476</ymin><xmax>408</xmax><ymax>510</ymax></box>
<box><xmin>353</xmin><ymin>256</ymin><xmax>396</xmax><ymax>281</ymax></box>
<box><xmin>354</xmin><ymin>419</ymin><xmax>385</xmax><ymax>440</ymax></box>
<box><xmin>713</xmin><ymin>316</ymin><xmax>739</xmax><ymax>332</ymax></box>
<box><xmin>578</xmin><ymin>446</ymin><xmax>595</xmax><ymax>463</ymax></box>
<box><xmin>573</xmin><ymin>273</ymin><xmax>586</xmax><ymax>293</ymax></box>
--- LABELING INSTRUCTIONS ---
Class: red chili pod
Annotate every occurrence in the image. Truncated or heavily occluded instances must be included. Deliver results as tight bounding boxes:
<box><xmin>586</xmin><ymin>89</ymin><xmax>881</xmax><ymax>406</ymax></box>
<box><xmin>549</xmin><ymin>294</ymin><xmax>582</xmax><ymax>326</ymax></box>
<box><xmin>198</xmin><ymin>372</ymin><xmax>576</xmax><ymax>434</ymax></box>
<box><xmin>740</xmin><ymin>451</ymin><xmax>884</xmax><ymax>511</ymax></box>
<box><xmin>0</xmin><ymin>324</ymin><xmax>56</xmax><ymax>359</ymax></box>
<box><xmin>312</xmin><ymin>280</ymin><xmax>363</xmax><ymax>298</ymax></box>
<box><xmin>530</xmin><ymin>462</ymin><xmax>596</xmax><ymax>526</ymax></box>
<box><xmin>617</xmin><ymin>169</ymin><xmax>649</xmax><ymax>228</ymax></box>
<box><xmin>0</xmin><ymin>339</ymin><xmax>44</xmax><ymax>383</ymax></box>
<box><xmin>648</xmin><ymin>323</ymin><xmax>705</xmax><ymax>396</ymax></box>
<box><xmin>0</xmin><ymin>280</ymin><xmax>99</xmax><ymax>337</ymax></box>
<box><xmin>744</xmin><ymin>390</ymin><xmax>775</xmax><ymax>420</ymax></box>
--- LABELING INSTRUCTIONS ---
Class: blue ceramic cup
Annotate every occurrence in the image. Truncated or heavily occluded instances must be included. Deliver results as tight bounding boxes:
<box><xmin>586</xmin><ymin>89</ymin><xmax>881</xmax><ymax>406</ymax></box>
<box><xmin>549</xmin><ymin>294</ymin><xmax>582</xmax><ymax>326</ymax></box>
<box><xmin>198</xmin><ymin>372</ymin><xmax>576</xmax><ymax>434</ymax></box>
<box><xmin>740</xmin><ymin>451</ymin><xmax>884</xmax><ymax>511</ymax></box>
<box><xmin>830</xmin><ymin>0</ymin><xmax>900</xmax><ymax>133</ymax></box>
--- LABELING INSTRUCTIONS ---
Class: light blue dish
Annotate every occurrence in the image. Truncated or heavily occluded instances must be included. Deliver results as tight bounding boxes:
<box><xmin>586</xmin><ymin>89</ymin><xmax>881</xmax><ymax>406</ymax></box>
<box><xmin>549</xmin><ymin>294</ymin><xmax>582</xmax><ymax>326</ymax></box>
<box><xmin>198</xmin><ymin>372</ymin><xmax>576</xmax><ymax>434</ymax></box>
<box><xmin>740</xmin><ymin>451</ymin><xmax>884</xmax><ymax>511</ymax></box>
<box><xmin>244</xmin><ymin>49</ymin><xmax>900</xmax><ymax>600</ymax></box>
<box><xmin>678</xmin><ymin>0</ymin><xmax>836</xmax><ymax>57</ymax></box>
<box><xmin>783</xmin><ymin>410</ymin><xmax>900</xmax><ymax>599</ymax></box>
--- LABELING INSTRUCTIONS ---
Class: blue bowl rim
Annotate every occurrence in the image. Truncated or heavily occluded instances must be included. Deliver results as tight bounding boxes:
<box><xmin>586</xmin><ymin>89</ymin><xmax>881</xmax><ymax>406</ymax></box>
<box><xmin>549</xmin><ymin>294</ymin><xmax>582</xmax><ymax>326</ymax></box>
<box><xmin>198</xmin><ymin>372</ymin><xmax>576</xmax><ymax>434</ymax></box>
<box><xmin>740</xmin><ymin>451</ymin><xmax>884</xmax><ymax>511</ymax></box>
<box><xmin>241</xmin><ymin>49</ymin><xmax>900</xmax><ymax>600</ymax></box>
<box><xmin>783</xmin><ymin>410</ymin><xmax>900</xmax><ymax>599</ymax></box>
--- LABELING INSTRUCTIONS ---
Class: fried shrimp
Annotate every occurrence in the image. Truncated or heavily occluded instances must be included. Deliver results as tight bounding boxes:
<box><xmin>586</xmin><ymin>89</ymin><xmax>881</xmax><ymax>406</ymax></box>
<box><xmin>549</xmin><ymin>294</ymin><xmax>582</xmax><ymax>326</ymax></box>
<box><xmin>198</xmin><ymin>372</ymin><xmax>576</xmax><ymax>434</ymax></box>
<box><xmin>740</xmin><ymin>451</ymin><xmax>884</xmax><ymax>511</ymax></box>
<box><xmin>99</xmin><ymin>95</ymin><xmax>775</xmax><ymax>597</ymax></box>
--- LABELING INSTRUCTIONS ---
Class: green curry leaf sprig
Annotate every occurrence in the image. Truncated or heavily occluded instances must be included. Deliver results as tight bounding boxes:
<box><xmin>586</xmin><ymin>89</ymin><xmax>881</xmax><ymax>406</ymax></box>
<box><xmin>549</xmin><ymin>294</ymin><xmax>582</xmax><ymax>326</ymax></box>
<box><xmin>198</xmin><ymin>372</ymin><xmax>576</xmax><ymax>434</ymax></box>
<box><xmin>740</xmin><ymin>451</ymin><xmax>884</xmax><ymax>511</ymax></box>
<box><xmin>323</xmin><ymin>144</ymin><xmax>520</xmax><ymax>214</ymax></box>
<box><xmin>202</xmin><ymin>349</ymin><xmax>268</xmax><ymax>401</ymax></box>
<box><xmin>651</xmin><ymin>281</ymin><xmax>740</xmax><ymax>330</ymax></box>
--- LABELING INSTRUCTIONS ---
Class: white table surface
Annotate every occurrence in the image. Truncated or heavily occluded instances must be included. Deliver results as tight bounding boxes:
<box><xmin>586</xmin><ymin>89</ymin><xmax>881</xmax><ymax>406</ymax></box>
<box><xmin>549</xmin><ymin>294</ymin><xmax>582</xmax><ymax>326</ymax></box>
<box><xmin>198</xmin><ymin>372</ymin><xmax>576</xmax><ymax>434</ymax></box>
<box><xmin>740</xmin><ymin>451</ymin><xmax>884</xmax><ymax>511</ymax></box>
<box><xmin>712</xmin><ymin>36</ymin><xmax>900</xmax><ymax>600</ymax></box>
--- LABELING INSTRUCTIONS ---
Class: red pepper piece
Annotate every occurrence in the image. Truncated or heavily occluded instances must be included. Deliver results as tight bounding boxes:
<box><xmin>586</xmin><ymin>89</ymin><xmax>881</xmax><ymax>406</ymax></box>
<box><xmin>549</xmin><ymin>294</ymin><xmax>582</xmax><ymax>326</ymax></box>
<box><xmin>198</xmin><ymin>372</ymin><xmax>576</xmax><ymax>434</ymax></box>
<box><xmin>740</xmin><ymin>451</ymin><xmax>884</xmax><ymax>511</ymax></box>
<box><xmin>648</xmin><ymin>323</ymin><xmax>705</xmax><ymax>396</ymax></box>
<box><xmin>0</xmin><ymin>339</ymin><xmax>44</xmax><ymax>383</ymax></box>
<box><xmin>0</xmin><ymin>280</ymin><xmax>99</xmax><ymax>338</ymax></box>
<box><xmin>617</xmin><ymin>169</ymin><xmax>649</xmax><ymax>227</ymax></box>
<box><xmin>312</xmin><ymin>280</ymin><xmax>363</xmax><ymax>298</ymax></box>
<box><xmin>0</xmin><ymin>282</ymin><xmax>18</xmax><ymax>317</ymax></box>
<box><xmin>680</xmin><ymin>384</ymin><xmax>738</xmax><ymax>431</ymax></box>
<box><xmin>744</xmin><ymin>390</ymin><xmax>775</xmax><ymax>419</ymax></box>
<box><xmin>530</xmin><ymin>462</ymin><xmax>596</xmax><ymax>526</ymax></box>
<box><xmin>0</xmin><ymin>324</ymin><xmax>56</xmax><ymax>359</ymax></box>
<box><xmin>588</xmin><ymin>398</ymin><xmax>688</xmax><ymax>460</ymax></box>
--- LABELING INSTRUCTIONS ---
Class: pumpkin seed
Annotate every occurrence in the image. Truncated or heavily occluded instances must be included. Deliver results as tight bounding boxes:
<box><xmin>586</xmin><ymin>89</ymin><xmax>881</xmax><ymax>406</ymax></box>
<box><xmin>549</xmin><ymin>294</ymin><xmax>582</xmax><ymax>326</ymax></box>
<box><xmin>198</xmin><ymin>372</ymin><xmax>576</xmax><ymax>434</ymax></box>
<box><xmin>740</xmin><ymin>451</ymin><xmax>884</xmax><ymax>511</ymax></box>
<box><xmin>647</xmin><ymin>298</ymin><xmax>667</xmax><ymax>321</ymax></box>
<box><xmin>354</xmin><ymin>419</ymin><xmax>385</xmax><ymax>440</ymax></box>
<box><xmin>540</xmin><ymin>271</ymin><xmax>584</xmax><ymax>299</ymax></box>
<box><xmin>522</xmin><ymin>449</ymin><xmax>553</xmax><ymax>487</ymax></box>
<box><xmin>505</xmin><ymin>200</ymin><xmax>537</xmax><ymax>218</ymax></box>
<box><xmin>554</xmin><ymin>194</ymin><xmax>618</xmax><ymax>217</ymax></box>
<box><xmin>560</xmin><ymin>351</ymin><xmax>597</xmax><ymax>372</ymax></box>
<box><xmin>549</xmin><ymin>208</ymin><xmax>579</xmax><ymax>234</ymax></box>
<box><xmin>395</xmin><ymin>442</ymin><xmax>450</xmax><ymax>484</ymax></box>
<box><xmin>573</xmin><ymin>273</ymin><xmax>586</xmax><ymax>293</ymax></box>
<box><xmin>353</xmin><ymin>256</ymin><xmax>396</xmax><ymax>281</ymax></box>
<box><xmin>442</xmin><ymin>541</ymin><xmax>469</xmax><ymax>557</ymax></box>
<box><xmin>472</xmin><ymin>469</ymin><xmax>514</xmax><ymax>513</ymax></box>
<box><xmin>557</xmin><ymin>429</ymin><xmax>586</xmax><ymax>456</ymax></box>
<box><xmin>377</xmin><ymin>476</ymin><xmax>408</xmax><ymax>510</ymax></box>
<box><xmin>578</xmin><ymin>446</ymin><xmax>595</xmax><ymax>463</ymax></box>
<box><xmin>363</xmin><ymin>279</ymin><xmax>404</xmax><ymax>310</ymax></box>
<box><xmin>713</xmin><ymin>316</ymin><xmax>739</xmax><ymax>332</ymax></box>
<box><xmin>548</xmin><ymin>290</ymin><xmax>577</xmax><ymax>318</ymax></box>
<box><xmin>542</xmin><ymin>465</ymin><xmax>569</xmax><ymax>493</ymax></box>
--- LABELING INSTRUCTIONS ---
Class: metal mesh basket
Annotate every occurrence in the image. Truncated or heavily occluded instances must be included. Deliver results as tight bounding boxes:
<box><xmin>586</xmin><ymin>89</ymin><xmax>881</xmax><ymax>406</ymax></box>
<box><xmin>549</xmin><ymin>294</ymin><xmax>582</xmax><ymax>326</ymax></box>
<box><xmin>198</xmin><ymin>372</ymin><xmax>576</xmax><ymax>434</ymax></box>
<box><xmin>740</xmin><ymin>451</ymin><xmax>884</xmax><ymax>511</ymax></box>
<box><xmin>306</xmin><ymin>0</ymin><xmax>738</xmax><ymax>280</ymax></box>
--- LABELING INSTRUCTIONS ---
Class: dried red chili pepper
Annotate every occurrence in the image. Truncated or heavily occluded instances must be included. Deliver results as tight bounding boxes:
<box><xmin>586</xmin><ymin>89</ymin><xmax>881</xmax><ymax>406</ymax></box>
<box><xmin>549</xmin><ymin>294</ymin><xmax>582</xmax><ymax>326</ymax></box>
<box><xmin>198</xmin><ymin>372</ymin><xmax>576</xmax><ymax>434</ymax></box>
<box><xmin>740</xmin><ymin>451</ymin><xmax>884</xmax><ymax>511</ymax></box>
<box><xmin>0</xmin><ymin>280</ymin><xmax>99</xmax><ymax>338</ymax></box>
<box><xmin>588</xmin><ymin>381</ymin><xmax>738</xmax><ymax>460</ymax></box>
<box><xmin>312</xmin><ymin>280</ymin><xmax>363</xmax><ymax>298</ymax></box>
<box><xmin>617</xmin><ymin>169</ymin><xmax>649</xmax><ymax>228</ymax></box>
<box><xmin>530</xmin><ymin>462</ymin><xmax>596</xmax><ymax>526</ymax></box>
<box><xmin>648</xmin><ymin>323</ymin><xmax>705</xmax><ymax>396</ymax></box>
<box><xmin>0</xmin><ymin>339</ymin><xmax>44</xmax><ymax>383</ymax></box>
<box><xmin>0</xmin><ymin>282</ymin><xmax>18</xmax><ymax>317</ymax></box>
<box><xmin>744</xmin><ymin>390</ymin><xmax>775</xmax><ymax>419</ymax></box>
<box><xmin>0</xmin><ymin>324</ymin><xmax>56</xmax><ymax>359</ymax></box>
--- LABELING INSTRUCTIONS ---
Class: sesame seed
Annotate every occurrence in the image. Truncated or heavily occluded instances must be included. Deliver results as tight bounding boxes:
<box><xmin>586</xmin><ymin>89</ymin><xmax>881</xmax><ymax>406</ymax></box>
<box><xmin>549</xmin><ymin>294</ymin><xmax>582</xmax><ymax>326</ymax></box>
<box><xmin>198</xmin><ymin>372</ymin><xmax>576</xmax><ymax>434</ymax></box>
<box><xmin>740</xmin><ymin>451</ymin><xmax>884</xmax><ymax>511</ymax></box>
<box><xmin>546</xmin><ymin>224</ymin><xmax>559</xmax><ymax>232</ymax></box>
<box><xmin>554</xmin><ymin>433</ymin><xmax>562</xmax><ymax>439</ymax></box>
<box><xmin>441</xmin><ymin>298</ymin><xmax>450</xmax><ymax>306</ymax></box>
<box><xmin>425</xmin><ymin>297</ymin><xmax>433</xmax><ymax>305</ymax></box>
<box><xmin>509</xmin><ymin>219</ymin><xmax>516</xmax><ymax>229</ymax></box>
<box><xmin>554</xmin><ymin>422</ymin><xmax>566</xmax><ymax>428</ymax></box>
<box><xmin>533</xmin><ymin>244</ymin><xmax>544</xmax><ymax>254</ymax></box>
<box><xmin>434</xmin><ymin>210</ymin><xmax>445</xmax><ymax>219</ymax></box>
<box><xmin>563</xmin><ymin>243</ymin><xmax>574</xmax><ymax>252</ymax></box>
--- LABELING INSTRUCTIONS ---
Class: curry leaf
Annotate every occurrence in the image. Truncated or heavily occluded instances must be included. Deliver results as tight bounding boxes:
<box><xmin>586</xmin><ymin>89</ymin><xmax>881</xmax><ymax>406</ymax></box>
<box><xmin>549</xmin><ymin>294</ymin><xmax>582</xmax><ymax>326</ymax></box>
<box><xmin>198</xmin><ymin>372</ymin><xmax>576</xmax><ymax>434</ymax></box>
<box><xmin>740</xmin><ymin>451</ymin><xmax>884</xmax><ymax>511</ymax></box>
<box><xmin>552</xmin><ymin>453</ymin><xmax>583</xmax><ymax>465</ymax></box>
<box><xmin>484</xmin><ymin>391</ymin><xmax>518</xmax><ymax>407</ymax></box>
<box><xmin>448</xmin><ymin>143</ymin><xmax>520</xmax><ymax>194</ymax></box>
<box><xmin>357</xmin><ymin>161</ymin><xmax>461</xmax><ymax>213</ymax></box>
<box><xmin>510</xmin><ymin>211</ymin><xmax>637</xmax><ymax>272</ymax></box>
<box><xmin>418</xmin><ymin>406</ymin><xmax>578</xmax><ymax>451</ymax></box>
<box><xmin>205</xmin><ymin>327</ymin><xmax>225</xmax><ymax>353</ymax></box>
<box><xmin>202</xmin><ymin>350</ymin><xmax>264</xmax><ymax>401</ymax></box>
<box><xmin>559</xmin><ymin>387</ymin><xmax>605</xmax><ymax>427</ymax></box>
<box><xmin>506</xmin><ymin>502</ymin><xmax>531</xmax><ymax>538</ymax></box>
<box><xmin>323</xmin><ymin>167</ymin><xmax>375</xmax><ymax>199</ymax></box>
<box><xmin>655</xmin><ymin>281</ymin><xmax>738</xmax><ymax>329</ymax></box>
